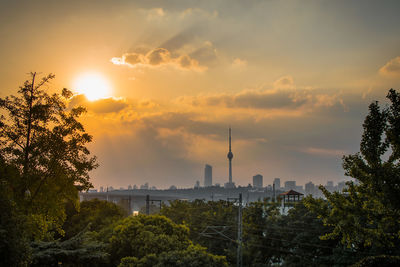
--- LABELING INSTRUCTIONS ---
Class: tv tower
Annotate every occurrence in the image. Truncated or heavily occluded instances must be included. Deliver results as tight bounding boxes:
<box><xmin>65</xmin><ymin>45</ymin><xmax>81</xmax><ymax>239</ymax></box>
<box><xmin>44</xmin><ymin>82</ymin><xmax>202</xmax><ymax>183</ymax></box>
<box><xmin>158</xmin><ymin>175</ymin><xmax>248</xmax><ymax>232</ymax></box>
<box><xmin>227</xmin><ymin>127</ymin><xmax>234</xmax><ymax>186</ymax></box>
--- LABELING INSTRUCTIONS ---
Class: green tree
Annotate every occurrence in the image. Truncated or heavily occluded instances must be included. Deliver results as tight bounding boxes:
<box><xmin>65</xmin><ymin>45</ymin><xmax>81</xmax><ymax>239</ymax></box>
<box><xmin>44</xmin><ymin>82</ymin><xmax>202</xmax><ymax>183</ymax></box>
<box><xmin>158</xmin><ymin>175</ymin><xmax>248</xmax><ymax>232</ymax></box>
<box><xmin>118</xmin><ymin>244</ymin><xmax>227</xmax><ymax>267</ymax></box>
<box><xmin>31</xmin><ymin>227</ymin><xmax>108</xmax><ymax>267</ymax></box>
<box><xmin>305</xmin><ymin>89</ymin><xmax>400</xmax><ymax>255</ymax></box>
<box><xmin>242</xmin><ymin>199</ymin><xmax>282</xmax><ymax>266</ymax></box>
<box><xmin>63</xmin><ymin>199</ymin><xmax>125</xmax><ymax>239</ymax></box>
<box><xmin>161</xmin><ymin>199</ymin><xmax>237</xmax><ymax>264</ymax></box>
<box><xmin>0</xmin><ymin>73</ymin><xmax>97</xmax><ymax>238</ymax></box>
<box><xmin>107</xmin><ymin>215</ymin><xmax>192</xmax><ymax>265</ymax></box>
<box><xmin>0</xmin><ymin>158</ymin><xmax>31</xmax><ymax>266</ymax></box>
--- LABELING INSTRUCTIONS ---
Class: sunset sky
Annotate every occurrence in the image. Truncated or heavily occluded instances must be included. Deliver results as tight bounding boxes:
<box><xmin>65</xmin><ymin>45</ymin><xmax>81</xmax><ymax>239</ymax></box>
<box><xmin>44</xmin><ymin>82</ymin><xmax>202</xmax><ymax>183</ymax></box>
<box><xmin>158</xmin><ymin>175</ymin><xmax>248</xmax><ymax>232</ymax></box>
<box><xmin>1</xmin><ymin>0</ymin><xmax>400</xmax><ymax>189</ymax></box>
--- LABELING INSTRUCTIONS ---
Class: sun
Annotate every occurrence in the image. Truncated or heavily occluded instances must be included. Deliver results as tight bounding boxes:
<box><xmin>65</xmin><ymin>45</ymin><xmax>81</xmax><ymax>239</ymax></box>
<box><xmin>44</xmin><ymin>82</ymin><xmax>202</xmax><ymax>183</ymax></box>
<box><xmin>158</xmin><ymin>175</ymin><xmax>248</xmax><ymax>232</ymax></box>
<box><xmin>73</xmin><ymin>73</ymin><xmax>112</xmax><ymax>101</ymax></box>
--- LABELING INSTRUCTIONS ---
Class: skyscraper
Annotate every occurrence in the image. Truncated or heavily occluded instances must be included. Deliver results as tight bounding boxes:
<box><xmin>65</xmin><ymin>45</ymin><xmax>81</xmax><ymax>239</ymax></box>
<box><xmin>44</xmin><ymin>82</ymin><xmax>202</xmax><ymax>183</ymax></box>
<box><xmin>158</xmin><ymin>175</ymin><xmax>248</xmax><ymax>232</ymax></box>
<box><xmin>204</xmin><ymin>164</ymin><xmax>212</xmax><ymax>187</ymax></box>
<box><xmin>225</xmin><ymin>127</ymin><xmax>235</xmax><ymax>188</ymax></box>
<box><xmin>253</xmin><ymin>174</ymin><xmax>263</xmax><ymax>188</ymax></box>
<box><xmin>284</xmin><ymin>180</ymin><xmax>296</xmax><ymax>191</ymax></box>
<box><xmin>273</xmin><ymin>178</ymin><xmax>281</xmax><ymax>190</ymax></box>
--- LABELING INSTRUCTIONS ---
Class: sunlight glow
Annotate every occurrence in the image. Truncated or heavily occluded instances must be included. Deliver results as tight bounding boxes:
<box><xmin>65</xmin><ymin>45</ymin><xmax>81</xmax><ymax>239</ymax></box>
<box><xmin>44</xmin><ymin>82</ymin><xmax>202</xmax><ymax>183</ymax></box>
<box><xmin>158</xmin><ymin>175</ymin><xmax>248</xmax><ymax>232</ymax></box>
<box><xmin>73</xmin><ymin>73</ymin><xmax>112</xmax><ymax>101</ymax></box>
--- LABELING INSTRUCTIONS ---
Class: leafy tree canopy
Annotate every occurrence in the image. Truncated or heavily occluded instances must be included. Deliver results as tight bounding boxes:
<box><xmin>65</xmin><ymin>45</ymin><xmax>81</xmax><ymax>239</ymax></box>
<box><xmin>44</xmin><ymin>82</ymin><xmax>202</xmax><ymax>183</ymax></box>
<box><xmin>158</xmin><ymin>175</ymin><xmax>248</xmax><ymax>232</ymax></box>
<box><xmin>63</xmin><ymin>199</ymin><xmax>125</xmax><ymax>240</ymax></box>
<box><xmin>118</xmin><ymin>244</ymin><xmax>227</xmax><ymax>267</ymax></box>
<box><xmin>0</xmin><ymin>73</ymin><xmax>97</xmax><ymax>238</ymax></box>
<box><xmin>305</xmin><ymin>89</ymin><xmax>400</xmax><ymax>253</ymax></box>
<box><xmin>107</xmin><ymin>215</ymin><xmax>192</xmax><ymax>265</ymax></box>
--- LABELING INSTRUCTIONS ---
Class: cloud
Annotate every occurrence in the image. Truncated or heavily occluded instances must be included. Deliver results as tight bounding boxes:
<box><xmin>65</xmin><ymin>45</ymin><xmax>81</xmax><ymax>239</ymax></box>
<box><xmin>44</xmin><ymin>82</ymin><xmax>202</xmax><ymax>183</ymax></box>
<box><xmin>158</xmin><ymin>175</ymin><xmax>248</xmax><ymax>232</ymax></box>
<box><xmin>379</xmin><ymin>56</ymin><xmax>400</xmax><ymax>76</ymax></box>
<box><xmin>273</xmin><ymin>75</ymin><xmax>295</xmax><ymax>89</ymax></box>
<box><xmin>231</xmin><ymin>58</ymin><xmax>247</xmax><ymax>69</ymax></box>
<box><xmin>111</xmin><ymin>48</ymin><xmax>206</xmax><ymax>71</ymax></box>
<box><xmin>177</xmin><ymin>76</ymin><xmax>345</xmax><ymax>113</ymax></box>
<box><xmin>145</xmin><ymin>8</ymin><xmax>165</xmax><ymax>20</ymax></box>
<box><xmin>69</xmin><ymin>94</ymin><xmax>128</xmax><ymax>114</ymax></box>
<box><xmin>300</xmin><ymin>147</ymin><xmax>348</xmax><ymax>157</ymax></box>
<box><xmin>189</xmin><ymin>41</ymin><xmax>218</xmax><ymax>66</ymax></box>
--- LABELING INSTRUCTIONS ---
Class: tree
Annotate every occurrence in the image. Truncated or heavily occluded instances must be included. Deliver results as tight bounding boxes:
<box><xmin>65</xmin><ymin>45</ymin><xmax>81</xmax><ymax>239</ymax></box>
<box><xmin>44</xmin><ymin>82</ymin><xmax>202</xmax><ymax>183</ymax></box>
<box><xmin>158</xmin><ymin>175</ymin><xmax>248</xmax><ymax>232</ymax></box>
<box><xmin>0</xmin><ymin>72</ymin><xmax>97</xmax><ymax>238</ymax></box>
<box><xmin>107</xmin><ymin>215</ymin><xmax>192</xmax><ymax>265</ymax></box>
<box><xmin>305</xmin><ymin>89</ymin><xmax>400</xmax><ymax>255</ymax></box>
<box><xmin>161</xmin><ymin>199</ymin><xmax>238</xmax><ymax>265</ymax></box>
<box><xmin>118</xmin><ymin>244</ymin><xmax>227</xmax><ymax>267</ymax></box>
<box><xmin>31</xmin><ymin>227</ymin><xmax>108</xmax><ymax>267</ymax></box>
<box><xmin>63</xmin><ymin>199</ymin><xmax>125</xmax><ymax>240</ymax></box>
<box><xmin>0</xmin><ymin>157</ymin><xmax>31</xmax><ymax>266</ymax></box>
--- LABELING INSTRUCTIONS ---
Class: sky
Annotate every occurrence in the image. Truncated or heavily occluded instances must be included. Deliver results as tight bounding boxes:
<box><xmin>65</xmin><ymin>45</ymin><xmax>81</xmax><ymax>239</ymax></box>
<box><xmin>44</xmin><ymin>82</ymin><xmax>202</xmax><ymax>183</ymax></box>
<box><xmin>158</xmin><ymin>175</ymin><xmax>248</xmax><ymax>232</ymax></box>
<box><xmin>1</xmin><ymin>0</ymin><xmax>400</xmax><ymax>189</ymax></box>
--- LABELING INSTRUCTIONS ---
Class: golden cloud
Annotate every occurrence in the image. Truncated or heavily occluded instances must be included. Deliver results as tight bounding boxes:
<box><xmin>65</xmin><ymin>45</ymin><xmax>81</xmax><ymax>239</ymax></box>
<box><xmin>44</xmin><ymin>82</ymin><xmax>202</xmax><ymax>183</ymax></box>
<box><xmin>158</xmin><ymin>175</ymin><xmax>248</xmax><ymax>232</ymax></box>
<box><xmin>176</xmin><ymin>83</ymin><xmax>344</xmax><ymax>113</ymax></box>
<box><xmin>379</xmin><ymin>56</ymin><xmax>400</xmax><ymax>76</ymax></box>
<box><xmin>69</xmin><ymin>94</ymin><xmax>128</xmax><ymax>114</ymax></box>
<box><xmin>111</xmin><ymin>48</ymin><xmax>206</xmax><ymax>71</ymax></box>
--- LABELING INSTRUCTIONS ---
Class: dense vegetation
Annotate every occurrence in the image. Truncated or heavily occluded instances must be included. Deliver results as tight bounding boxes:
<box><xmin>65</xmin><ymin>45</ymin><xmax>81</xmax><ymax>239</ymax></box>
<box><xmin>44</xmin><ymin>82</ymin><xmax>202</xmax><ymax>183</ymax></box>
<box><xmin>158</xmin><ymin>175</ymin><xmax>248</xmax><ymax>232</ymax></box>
<box><xmin>1</xmin><ymin>74</ymin><xmax>399</xmax><ymax>266</ymax></box>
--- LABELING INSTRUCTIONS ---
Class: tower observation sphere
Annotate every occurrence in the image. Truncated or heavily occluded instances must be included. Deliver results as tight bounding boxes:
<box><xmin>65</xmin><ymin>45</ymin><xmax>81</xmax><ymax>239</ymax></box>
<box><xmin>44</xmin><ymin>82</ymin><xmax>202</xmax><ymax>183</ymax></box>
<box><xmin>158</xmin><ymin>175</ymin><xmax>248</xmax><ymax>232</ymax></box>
<box><xmin>226</xmin><ymin>127</ymin><xmax>235</xmax><ymax>187</ymax></box>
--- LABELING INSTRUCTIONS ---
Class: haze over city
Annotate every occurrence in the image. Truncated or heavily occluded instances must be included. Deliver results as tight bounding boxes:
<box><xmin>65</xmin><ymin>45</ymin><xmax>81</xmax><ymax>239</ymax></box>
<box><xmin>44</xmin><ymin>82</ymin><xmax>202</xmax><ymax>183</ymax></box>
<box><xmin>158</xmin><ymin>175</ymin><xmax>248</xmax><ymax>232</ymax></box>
<box><xmin>1</xmin><ymin>0</ymin><xmax>400</xmax><ymax>188</ymax></box>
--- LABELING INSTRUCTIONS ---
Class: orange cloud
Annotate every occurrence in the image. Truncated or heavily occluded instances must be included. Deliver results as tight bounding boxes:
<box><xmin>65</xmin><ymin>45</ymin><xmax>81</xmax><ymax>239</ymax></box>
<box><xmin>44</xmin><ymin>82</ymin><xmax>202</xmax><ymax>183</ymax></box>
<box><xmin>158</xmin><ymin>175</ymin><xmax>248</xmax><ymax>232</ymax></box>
<box><xmin>300</xmin><ymin>147</ymin><xmax>348</xmax><ymax>157</ymax></box>
<box><xmin>111</xmin><ymin>48</ymin><xmax>206</xmax><ymax>71</ymax></box>
<box><xmin>176</xmin><ymin>80</ymin><xmax>344</xmax><ymax>113</ymax></box>
<box><xmin>69</xmin><ymin>94</ymin><xmax>128</xmax><ymax>114</ymax></box>
<box><xmin>379</xmin><ymin>56</ymin><xmax>400</xmax><ymax>76</ymax></box>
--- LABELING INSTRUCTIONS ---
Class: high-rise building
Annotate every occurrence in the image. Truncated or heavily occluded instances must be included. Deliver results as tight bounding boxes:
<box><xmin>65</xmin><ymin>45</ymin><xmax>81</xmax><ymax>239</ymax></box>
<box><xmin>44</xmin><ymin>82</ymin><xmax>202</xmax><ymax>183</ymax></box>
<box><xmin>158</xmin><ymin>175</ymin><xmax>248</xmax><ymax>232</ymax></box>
<box><xmin>326</xmin><ymin>181</ymin><xmax>334</xmax><ymax>192</ymax></box>
<box><xmin>273</xmin><ymin>178</ymin><xmax>281</xmax><ymax>190</ymax></box>
<box><xmin>253</xmin><ymin>174</ymin><xmax>263</xmax><ymax>188</ymax></box>
<box><xmin>225</xmin><ymin>127</ymin><xmax>235</xmax><ymax>188</ymax></box>
<box><xmin>284</xmin><ymin>180</ymin><xmax>296</xmax><ymax>191</ymax></box>
<box><xmin>204</xmin><ymin>164</ymin><xmax>213</xmax><ymax>187</ymax></box>
<box><xmin>305</xmin><ymin>181</ymin><xmax>315</xmax><ymax>196</ymax></box>
<box><xmin>337</xmin><ymin>181</ymin><xmax>346</xmax><ymax>192</ymax></box>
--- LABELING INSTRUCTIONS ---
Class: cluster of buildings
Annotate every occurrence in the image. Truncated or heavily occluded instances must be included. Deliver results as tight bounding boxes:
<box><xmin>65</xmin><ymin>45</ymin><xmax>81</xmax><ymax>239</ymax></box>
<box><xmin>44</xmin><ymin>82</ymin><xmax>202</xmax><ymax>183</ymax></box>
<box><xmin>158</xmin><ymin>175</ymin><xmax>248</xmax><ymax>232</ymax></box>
<box><xmin>91</xmin><ymin>127</ymin><xmax>347</xmax><ymax>197</ymax></box>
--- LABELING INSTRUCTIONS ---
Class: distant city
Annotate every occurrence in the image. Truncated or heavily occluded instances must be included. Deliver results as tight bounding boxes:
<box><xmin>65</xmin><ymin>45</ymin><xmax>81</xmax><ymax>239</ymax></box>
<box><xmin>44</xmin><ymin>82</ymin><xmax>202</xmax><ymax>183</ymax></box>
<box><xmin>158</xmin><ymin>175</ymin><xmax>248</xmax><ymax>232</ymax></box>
<box><xmin>89</xmin><ymin>127</ymin><xmax>347</xmax><ymax>198</ymax></box>
<box><xmin>90</xmin><ymin>175</ymin><xmax>347</xmax><ymax>198</ymax></box>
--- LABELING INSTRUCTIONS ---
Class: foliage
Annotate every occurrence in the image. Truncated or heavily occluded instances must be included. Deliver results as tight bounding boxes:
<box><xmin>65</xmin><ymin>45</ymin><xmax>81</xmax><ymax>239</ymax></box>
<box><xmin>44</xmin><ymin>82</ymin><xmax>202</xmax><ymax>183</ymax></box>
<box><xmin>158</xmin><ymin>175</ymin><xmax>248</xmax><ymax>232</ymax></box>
<box><xmin>107</xmin><ymin>214</ymin><xmax>192</xmax><ymax>265</ymax></box>
<box><xmin>242</xmin><ymin>199</ymin><xmax>283</xmax><ymax>266</ymax></box>
<box><xmin>118</xmin><ymin>244</ymin><xmax>227</xmax><ymax>267</ymax></box>
<box><xmin>161</xmin><ymin>199</ymin><xmax>238</xmax><ymax>264</ymax></box>
<box><xmin>305</xmin><ymin>89</ymin><xmax>400</xmax><ymax>253</ymax></box>
<box><xmin>278</xmin><ymin>201</ymin><xmax>353</xmax><ymax>267</ymax></box>
<box><xmin>63</xmin><ymin>199</ymin><xmax>125</xmax><ymax>239</ymax></box>
<box><xmin>351</xmin><ymin>255</ymin><xmax>400</xmax><ymax>267</ymax></box>
<box><xmin>0</xmin><ymin>72</ymin><xmax>97</xmax><ymax>238</ymax></box>
<box><xmin>0</xmin><ymin>158</ymin><xmax>31</xmax><ymax>266</ymax></box>
<box><xmin>31</xmin><ymin>227</ymin><xmax>108</xmax><ymax>267</ymax></box>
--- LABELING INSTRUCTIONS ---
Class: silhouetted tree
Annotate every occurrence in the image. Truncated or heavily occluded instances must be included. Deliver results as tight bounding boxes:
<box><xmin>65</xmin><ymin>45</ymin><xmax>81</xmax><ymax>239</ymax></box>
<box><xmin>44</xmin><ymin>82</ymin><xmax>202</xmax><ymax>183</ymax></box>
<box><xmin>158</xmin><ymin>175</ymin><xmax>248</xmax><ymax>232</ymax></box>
<box><xmin>63</xmin><ymin>199</ymin><xmax>125</xmax><ymax>240</ymax></box>
<box><xmin>305</xmin><ymin>89</ymin><xmax>400</xmax><ymax>259</ymax></box>
<box><xmin>0</xmin><ymin>72</ymin><xmax>97</xmax><ymax>238</ymax></box>
<box><xmin>118</xmin><ymin>244</ymin><xmax>227</xmax><ymax>267</ymax></box>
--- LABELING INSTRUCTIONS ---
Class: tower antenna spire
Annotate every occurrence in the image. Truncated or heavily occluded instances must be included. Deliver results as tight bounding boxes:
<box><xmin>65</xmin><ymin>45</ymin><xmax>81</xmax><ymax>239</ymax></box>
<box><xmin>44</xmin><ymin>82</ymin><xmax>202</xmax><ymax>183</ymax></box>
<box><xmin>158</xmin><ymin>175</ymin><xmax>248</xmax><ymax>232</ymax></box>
<box><xmin>229</xmin><ymin>126</ymin><xmax>232</xmax><ymax>152</ymax></box>
<box><xmin>227</xmin><ymin>126</ymin><xmax>234</xmax><ymax>186</ymax></box>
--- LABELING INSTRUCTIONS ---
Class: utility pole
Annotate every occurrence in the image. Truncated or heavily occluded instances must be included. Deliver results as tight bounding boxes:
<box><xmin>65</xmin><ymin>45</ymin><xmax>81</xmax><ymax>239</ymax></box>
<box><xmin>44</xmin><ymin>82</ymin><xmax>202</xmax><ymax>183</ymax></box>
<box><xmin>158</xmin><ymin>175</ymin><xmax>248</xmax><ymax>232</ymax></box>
<box><xmin>273</xmin><ymin>183</ymin><xmax>276</xmax><ymax>202</ymax></box>
<box><xmin>145</xmin><ymin>195</ymin><xmax>162</xmax><ymax>215</ymax></box>
<box><xmin>237</xmin><ymin>193</ymin><xmax>243</xmax><ymax>267</ymax></box>
<box><xmin>228</xmin><ymin>193</ymin><xmax>243</xmax><ymax>267</ymax></box>
<box><xmin>128</xmin><ymin>194</ymin><xmax>132</xmax><ymax>215</ymax></box>
<box><xmin>146</xmin><ymin>194</ymin><xmax>150</xmax><ymax>215</ymax></box>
